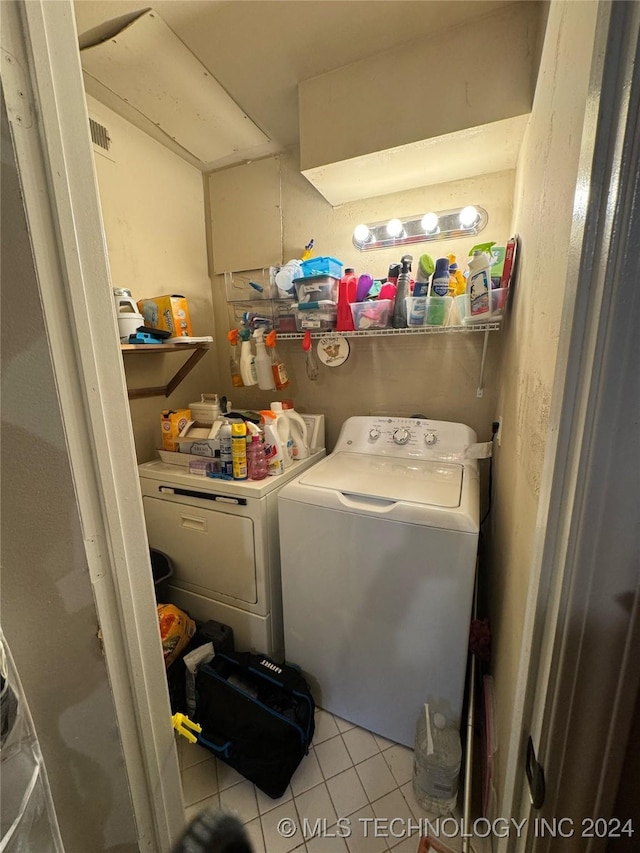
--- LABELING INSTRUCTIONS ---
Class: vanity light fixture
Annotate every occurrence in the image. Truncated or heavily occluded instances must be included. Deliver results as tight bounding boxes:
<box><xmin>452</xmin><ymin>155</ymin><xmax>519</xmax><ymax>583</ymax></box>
<box><xmin>352</xmin><ymin>205</ymin><xmax>488</xmax><ymax>251</ymax></box>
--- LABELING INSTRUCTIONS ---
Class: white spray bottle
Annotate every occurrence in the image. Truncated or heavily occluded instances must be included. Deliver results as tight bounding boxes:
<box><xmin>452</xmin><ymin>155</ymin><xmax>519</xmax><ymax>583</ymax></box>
<box><xmin>253</xmin><ymin>328</ymin><xmax>276</xmax><ymax>391</ymax></box>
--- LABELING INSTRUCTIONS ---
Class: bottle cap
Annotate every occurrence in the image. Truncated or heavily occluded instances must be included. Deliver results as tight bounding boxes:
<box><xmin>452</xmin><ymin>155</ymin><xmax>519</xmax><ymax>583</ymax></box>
<box><xmin>231</xmin><ymin>422</ymin><xmax>246</xmax><ymax>436</ymax></box>
<box><xmin>433</xmin><ymin>713</ymin><xmax>446</xmax><ymax>729</ymax></box>
<box><xmin>345</xmin><ymin>268</ymin><xmax>355</xmax><ymax>274</ymax></box>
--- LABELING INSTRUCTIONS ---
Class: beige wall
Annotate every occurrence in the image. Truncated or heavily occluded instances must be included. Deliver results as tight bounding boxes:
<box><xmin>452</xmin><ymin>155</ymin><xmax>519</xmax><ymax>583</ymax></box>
<box><xmin>487</xmin><ymin>0</ymin><xmax>599</xmax><ymax>812</ymax></box>
<box><xmin>87</xmin><ymin>95</ymin><xmax>220</xmax><ymax>463</ymax></box>
<box><xmin>209</xmin><ymin>155</ymin><xmax>516</xmax><ymax>448</ymax></box>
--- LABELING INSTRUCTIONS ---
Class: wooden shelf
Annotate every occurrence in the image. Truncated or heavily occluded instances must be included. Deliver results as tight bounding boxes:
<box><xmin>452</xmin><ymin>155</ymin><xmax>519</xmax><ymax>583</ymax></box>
<box><xmin>121</xmin><ymin>342</ymin><xmax>211</xmax><ymax>399</ymax></box>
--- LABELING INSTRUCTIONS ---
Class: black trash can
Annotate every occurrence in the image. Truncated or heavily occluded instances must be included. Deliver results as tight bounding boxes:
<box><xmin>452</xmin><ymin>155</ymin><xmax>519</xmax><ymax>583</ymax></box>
<box><xmin>150</xmin><ymin>548</ymin><xmax>173</xmax><ymax>602</ymax></box>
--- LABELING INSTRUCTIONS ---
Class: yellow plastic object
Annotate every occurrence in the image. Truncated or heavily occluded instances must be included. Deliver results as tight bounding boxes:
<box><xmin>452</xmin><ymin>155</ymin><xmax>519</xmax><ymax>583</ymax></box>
<box><xmin>157</xmin><ymin>604</ymin><xmax>196</xmax><ymax>668</ymax></box>
<box><xmin>300</xmin><ymin>238</ymin><xmax>314</xmax><ymax>261</ymax></box>
<box><xmin>447</xmin><ymin>255</ymin><xmax>467</xmax><ymax>297</ymax></box>
<box><xmin>172</xmin><ymin>713</ymin><xmax>202</xmax><ymax>744</ymax></box>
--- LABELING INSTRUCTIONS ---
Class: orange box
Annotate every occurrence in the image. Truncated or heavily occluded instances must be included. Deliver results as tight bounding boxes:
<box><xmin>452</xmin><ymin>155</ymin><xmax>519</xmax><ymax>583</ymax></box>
<box><xmin>138</xmin><ymin>294</ymin><xmax>193</xmax><ymax>337</ymax></box>
<box><xmin>160</xmin><ymin>408</ymin><xmax>191</xmax><ymax>451</ymax></box>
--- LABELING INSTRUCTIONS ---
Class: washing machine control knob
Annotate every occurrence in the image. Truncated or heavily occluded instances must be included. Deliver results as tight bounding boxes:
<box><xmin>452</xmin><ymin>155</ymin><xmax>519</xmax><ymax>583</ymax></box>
<box><xmin>393</xmin><ymin>427</ymin><xmax>410</xmax><ymax>445</ymax></box>
<box><xmin>424</xmin><ymin>432</ymin><xmax>438</xmax><ymax>446</ymax></box>
<box><xmin>368</xmin><ymin>427</ymin><xmax>381</xmax><ymax>441</ymax></box>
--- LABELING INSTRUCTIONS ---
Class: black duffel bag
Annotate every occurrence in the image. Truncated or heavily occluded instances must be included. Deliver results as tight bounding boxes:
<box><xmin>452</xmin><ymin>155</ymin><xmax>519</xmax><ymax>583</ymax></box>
<box><xmin>194</xmin><ymin>651</ymin><xmax>315</xmax><ymax>798</ymax></box>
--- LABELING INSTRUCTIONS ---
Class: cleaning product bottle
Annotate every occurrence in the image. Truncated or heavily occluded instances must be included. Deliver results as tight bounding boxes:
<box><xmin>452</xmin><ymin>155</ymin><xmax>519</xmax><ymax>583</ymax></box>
<box><xmin>270</xmin><ymin>401</ymin><xmax>293</xmax><ymax>467</ymax></box>
<box><xmin>265</xmin><ymin>330</ymin><xmax>289</xmax><ymax>390</ymax></box>
<box><xmin>467</xmin><ymin>249</ymin><xmax>493</xmax><ymax>319</ymax></box>
<box><xmin>226</xmin><ymin>329</ymin><xmax>244</xmax><ymax>388</ymax></box>
<box><xmin>413</xmin><ymin>704</ymin><xmax>462</xmax><ymax>816</ymax></box>
<box><xmin>238</xmin><ymin>327</ymin><xmax>257</xmax><ymax>386</ymax></box>
<box><xmin>392</xmin><ymin>254</ymin><xmax>413</xmax><ymax>328</ymax></box>
<box><xmin>259</xmin><ymin>410</ymin><xmax>284</xmax><ymax>476</ymax></box>
<box><xmin>218</xmin><ymin>419</ymin><xmax>233</xmax><ymax>477</ymax></box>
<box><xmin>430</xmin><ymin>258</ymin><xmax>451</xmax><ymax>297</ymax></box>
<box><xmin>281</xmin><ymin>400</ymin><xmax>310</xmax><ymax>459</ymax></box>
<box><xmin>336</xmin><ymin>268</ymin><xmax>357</xmax><ymax>332</ymax></box>
<box><xmin>447</xmin><ymin>255</ymin><xmax>466</xmax><ymax>297</ymax></box>
<box><xmin>253</xmin><ymin>328</ymin><xmax>276</xmax><ymax>391</ymax></box>
<box><xmin>247</xmin><ymin>428</ymin><xmax>268</xmax><ymax>480</ymax></box>
<box><xmin>231</xmin><ymin>422</ymin><xmax>248</xmax><ymax>480</ymax></box>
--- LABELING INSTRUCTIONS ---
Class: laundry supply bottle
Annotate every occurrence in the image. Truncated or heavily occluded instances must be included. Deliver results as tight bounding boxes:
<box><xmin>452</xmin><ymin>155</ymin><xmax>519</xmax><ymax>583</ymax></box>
<box><xmin>259</xmin><ymin>410</ymin><xmax>285</xmax><ymax>475</ymax></box>
<box><xmin>265</xmin><ymin>330</ymin><xmax>289</xmax><ymax>390</ymax></box>
<box><xmin>231</xmin><ymin>422</ymin><xmax>248</xmax><ymax>480</ymax></box>
<box><xmin>430</xmin><ymin>258</ymin><xmax>451</xmax><ymax>297</ymax></box>
<box><xmin>336</xmin><ymin>268</ymin><xmax>357</xmax><ymax>332</ymax></box>
<box><xmin>392</xmin><ymin>254</ymin><xmax>413</xmax><ymax>328</ymax></box>
<box><xmin>218</xmin><ymin>419</ymin><xmax>234</xmax><ymax>477</ymax></box>
<box><xmin>247</xmin><ymin>430</ymin><xmax>268</xmax><ymax>481</ymax></box>
<box><xmin>253</xmin><ymin>328</ymin><xmax>276</xmax><ymax>391</ymax></box>
<box><xmin>226</xmin><ymin>329</ymin><xmax>244</xmax><ymax>388</ymax></box>
<box><xmin>281</xmin><ymin>400</ymin><xmax>310</xmax><ymax>459</ymax></box>
<box><xmin>467</xmin><ymin>249</ymin><xmax>493</xmax><ymax>319</ymax></box>
<box><xmin>270</xmin><ymin>401</ymin><xmax>293</xmax><ymax>467</ymax></box>
<box><xmin>412</xmin><ymin>704</ymin><xmax>462</xmax><ymax>816</ymax></box>
<box><xmin>238</xmin><ymin>327</ymin><xmax>257</xmax><ymax>386</ymax></box>
<box><xmin>447</xmin><ymin>255</ymin><xmax>466</xmax><ymax>297</ymax></box>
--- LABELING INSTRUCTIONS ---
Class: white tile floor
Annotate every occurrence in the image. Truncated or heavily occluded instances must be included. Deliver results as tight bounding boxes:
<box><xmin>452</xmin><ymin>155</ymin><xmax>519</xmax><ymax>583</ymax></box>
<box><xmin>178</xmin><ymin>708</ymin><xmax>489</xmax><ymax>853</ymax></box>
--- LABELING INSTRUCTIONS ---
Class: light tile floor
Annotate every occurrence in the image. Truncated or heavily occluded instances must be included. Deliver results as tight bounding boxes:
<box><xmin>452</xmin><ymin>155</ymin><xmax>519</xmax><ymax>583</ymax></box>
<box><xmin>179</xmin><ymin>709</ymin><xmax>489</xmax><ymax>853</ymax></box>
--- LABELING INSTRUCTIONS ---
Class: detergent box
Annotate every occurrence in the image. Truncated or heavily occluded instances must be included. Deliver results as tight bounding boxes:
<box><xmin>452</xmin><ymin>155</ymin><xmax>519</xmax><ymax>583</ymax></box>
<box><xmin>138</xmin><ymin>295</ymin><xmax>193</xmax><ymax>337</ymax></box>
<box><xmin>160</xmin><ymin>408</ymin><xmax>191</xmax><ymax>451</ymax></box>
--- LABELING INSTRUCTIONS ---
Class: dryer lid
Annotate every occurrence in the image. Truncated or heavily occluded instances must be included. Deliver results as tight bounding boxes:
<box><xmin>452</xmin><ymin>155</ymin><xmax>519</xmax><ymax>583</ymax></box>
<box><xmin>298</xmin><ymin>452</ymin><xmax>463</xmax><ymax>508</ymax></box>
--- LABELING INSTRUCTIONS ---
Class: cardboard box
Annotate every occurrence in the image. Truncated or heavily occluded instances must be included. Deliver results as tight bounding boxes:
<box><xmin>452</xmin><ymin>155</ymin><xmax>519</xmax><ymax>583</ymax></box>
<box><xmin>138</xmin><ymin>294</ymin><xmax>193</xmax><ymax>337</ymax></box>
<box><xmin>160</xmin><ymin>409</ymin><xmax>191</xmax><ymax>451</ymax></box>
<box><xmin>175</xmin><ymin>421</ymin><xmax>221</xmax><ymax>457</ymax></box>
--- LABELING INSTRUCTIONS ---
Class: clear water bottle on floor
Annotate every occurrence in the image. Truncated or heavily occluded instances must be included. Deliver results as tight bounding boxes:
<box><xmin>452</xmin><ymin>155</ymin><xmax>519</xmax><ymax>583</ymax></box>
<box><xmin>412</xmin><ymin>704</ymin><xmax>461</xmax><ymax>815</ymax></box>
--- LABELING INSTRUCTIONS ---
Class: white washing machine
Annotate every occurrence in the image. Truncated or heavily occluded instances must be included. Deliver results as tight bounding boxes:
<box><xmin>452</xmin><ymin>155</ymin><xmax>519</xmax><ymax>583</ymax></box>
<box><xmin>139</xmin><ymin>451</ymin><xmax>324</xmax><ymax>660</ymax></box>
<box><xmin>278</xmin><ymin>416</ymin><xmax>479</xmax><ymax>747</ymax></box>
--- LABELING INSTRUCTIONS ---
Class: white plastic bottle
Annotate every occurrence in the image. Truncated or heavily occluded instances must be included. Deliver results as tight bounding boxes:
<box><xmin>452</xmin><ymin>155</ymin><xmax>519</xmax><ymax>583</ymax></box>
<box><xmin>270</xmin><ymin>402</ymin><xmax>293</xmax><ymax>467</ymax></box>
<box><xmin>239</xmin><ymin>327</ymin><xmax>257</xmax><ymax>386</ymax></box>
<box><xmin>253</xmin><ymin>329</ymin><xmax>276</xmax><ymax>391</ymax></box>
<box><xmin>281</xmin><ymin>401</ymin><xmax>310</xmax><ymax>459</ymax></box>
<box><xmin>259</xmin><ymin>411</ymin><xmax>284</xmax><ymax>476</ymax></box>
<box><xmin>467</xmin><ymin>250</ymin><xmax>492</xmax><ymax>320</ymax></box>
<box><xmin>218</xmin><ymin>420</ymin><xmax>233</xmax><ymax>477</ymax></box>
<box><xmin>412</xmin><ymin>705</ymin><xmax>462</xmax><ymax>815</ymax></box>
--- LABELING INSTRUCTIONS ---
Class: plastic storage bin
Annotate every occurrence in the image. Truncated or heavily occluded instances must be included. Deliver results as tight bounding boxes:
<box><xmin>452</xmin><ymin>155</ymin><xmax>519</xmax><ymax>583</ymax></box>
<box><xmin>405</xmin><ymin>296</ymin><xmax>453</xmax><ymax>327</ymax></box>
<box><xmin>300</xmin><ymin>256</ymin><xmax>343</xmax><ymax>279</ymax></box>
<box><xmin>294</xmin><ymin>301</ymin><xmax>338</xmax><ymax>331</ymax></box>
<box><xmin>273</xmin><ymin>300</ymin><xmax>298</xmax><ymax>333</ymax></box>
<box><xmin>350</xmin><ymin>299</ymin><xmax>393</xmax><ymax>330</ymax></box>
<box><xmin>454</xmin><ymin>288</ymin><xmax>507</xmax><ymax>325</ymax></box>
<box><xmin>293</xmin><ymin>274</ymin><xmax>339</xmax><ymax>304</ymax></box>
<box><xmin>224</xmin><ymin>269</ymin><xmax>277</xmax><ymax>301</ymax></box>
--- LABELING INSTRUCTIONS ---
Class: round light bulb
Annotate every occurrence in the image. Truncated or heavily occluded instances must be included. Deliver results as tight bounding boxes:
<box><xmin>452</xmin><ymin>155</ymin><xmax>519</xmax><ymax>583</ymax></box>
<box><xmin>421</xmin><ymin>212</ymin><xmax>439</xmax><ymax>234</ymax></box>
<box><xmin>353</xmin><ymin>224</ymin><xmax>371</xmax><ymax>244</ymax></box>
<box><xmin>386</xmin><ymin>218</ymin><xmax>404</xmax><ymax>238</ymax></box>
<box><xmin>459</xmin><ymin>205</ymin><xmax>479</xmax><ymax>228</ymax></box>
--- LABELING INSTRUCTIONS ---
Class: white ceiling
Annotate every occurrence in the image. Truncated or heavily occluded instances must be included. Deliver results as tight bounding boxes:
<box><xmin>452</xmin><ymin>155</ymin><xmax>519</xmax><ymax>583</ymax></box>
<box><xmin>74</xmin><ymin>0</ymin><xmax>515</xmax><ymax>154</ymax></box>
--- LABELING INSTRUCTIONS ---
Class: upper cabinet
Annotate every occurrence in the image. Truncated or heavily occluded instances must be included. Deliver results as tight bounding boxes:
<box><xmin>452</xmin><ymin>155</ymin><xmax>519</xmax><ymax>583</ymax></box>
<box><xmin>209</xmin><ymin>157</ymin><xmax>282</xmax><ymax>273</ymax></box>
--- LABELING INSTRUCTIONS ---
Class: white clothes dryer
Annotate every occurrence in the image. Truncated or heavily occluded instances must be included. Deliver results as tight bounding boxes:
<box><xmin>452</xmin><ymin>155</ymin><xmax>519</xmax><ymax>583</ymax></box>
<box><xmin>278</xmin><ymin>416</ymin><xmax>479</xmax><ymax>747</ymax></box>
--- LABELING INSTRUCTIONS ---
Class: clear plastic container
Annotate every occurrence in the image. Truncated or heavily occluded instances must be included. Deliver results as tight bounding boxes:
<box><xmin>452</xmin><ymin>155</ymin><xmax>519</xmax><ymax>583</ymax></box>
<box><xmin>405</xmin><ymin>296</ymin><xmax>453</xmax><ymax>327</ymax></box>
<box><xmin>293</xmin><ymin>274</ymin><xmax>339</xmax><ymax>304</ymax></box>
<box><xmin>350</xmin><ymin>299</ymin><xmax>393</xmax><ymax>330</ymax></box>
<box><xmin>412</xmin><ymin>705</ymin><xmax>461</xmax><ymax>815</ymax></box>
<box><xmin>293</xmin><ymin>301</ymin><xmax>338</xmax><ymax>331</ymax></box>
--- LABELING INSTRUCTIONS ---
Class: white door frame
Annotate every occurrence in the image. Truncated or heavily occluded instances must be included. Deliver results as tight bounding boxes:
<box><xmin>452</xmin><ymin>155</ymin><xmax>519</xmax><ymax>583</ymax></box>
<box><xmin>1</xmin><ymin>2</ymin><xmax>184</xmax><ymax>849</ymax></box>
<box><xmin>502</xmin><ymin>1</ymin><xmax>640</xmax><ymax>847</ymax></box>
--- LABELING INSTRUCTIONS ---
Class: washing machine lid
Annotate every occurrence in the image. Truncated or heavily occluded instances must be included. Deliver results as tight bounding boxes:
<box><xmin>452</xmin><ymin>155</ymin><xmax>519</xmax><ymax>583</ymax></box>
<box><xmin>298</xmin><ymin>452</ymin><xmax>463</xmax><ymax>508</ymax></box>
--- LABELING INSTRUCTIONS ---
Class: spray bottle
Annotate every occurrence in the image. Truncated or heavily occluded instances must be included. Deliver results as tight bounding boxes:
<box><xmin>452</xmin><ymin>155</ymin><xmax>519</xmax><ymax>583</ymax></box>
<box><xmin>253</xmin><ymin>328</ymin><xmax>276</xmax><ymax>391</ymax></box>
<box><xmin>265</xmin><ymin>330</ymin><xmax>289</xmax><ymax>390</ymax></box>
<box><xmin>239</xmin><ymin>327</ymin><xmax>257</xmax><ymax>386</ymax></box>
<box><xmin>226</xmin><ymin>329</ymin><xmax>244</xmax><ymax>388</ymax></box>
<box><xmin>447</xmin><ymin>255</ymin><xmax>466</xmax><ymax>297</ymax></box>
<box><xmin>392</xmin><ymin>254</ymin><xmax>413</xmax><ymax>328</ymax></box>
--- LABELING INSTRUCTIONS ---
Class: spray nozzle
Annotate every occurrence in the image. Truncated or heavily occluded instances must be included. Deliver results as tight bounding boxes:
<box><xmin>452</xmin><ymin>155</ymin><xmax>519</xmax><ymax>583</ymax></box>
<box><xmin>265</xmin><ymin>329</ymin><xmax>277</xmax><ymax>348</ymax></box>
<box><xmin>469</xmin><ymin>242</ymin><xmax>496</xmax><ymax>257</ymax></box>
<box><xmin>238</xmin><ymin>327</ymin><xmax>251</xmax><ymax>342</ymax></box>
<box><xmin>227</xmin><ymin>329</ymin><xmax>240</xmax><ymax>346</ymax></box>
<box><xmin>253</xmin><ymin>328</ymin><xmax>265</xmax><ymax>343</ymax></box>
<box><xmin>401</xmin><ymin>254</ymin><xmax>413</xmax><ymax>272</ymax></box>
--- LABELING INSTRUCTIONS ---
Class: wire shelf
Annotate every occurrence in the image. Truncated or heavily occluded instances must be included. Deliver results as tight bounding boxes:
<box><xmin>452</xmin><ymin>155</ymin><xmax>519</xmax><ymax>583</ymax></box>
<box><xmin>275</xmin><ymin>323</ymin><xmax>501</xmax><ymax>340</ymax></box>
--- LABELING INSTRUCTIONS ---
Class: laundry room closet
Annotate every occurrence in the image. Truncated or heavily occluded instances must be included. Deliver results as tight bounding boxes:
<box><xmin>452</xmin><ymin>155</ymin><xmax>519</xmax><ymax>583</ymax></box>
<box><xmin>4</xmin><ymin>0</ymin><xmax>638</xmax><ymax>851</ymax></box>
